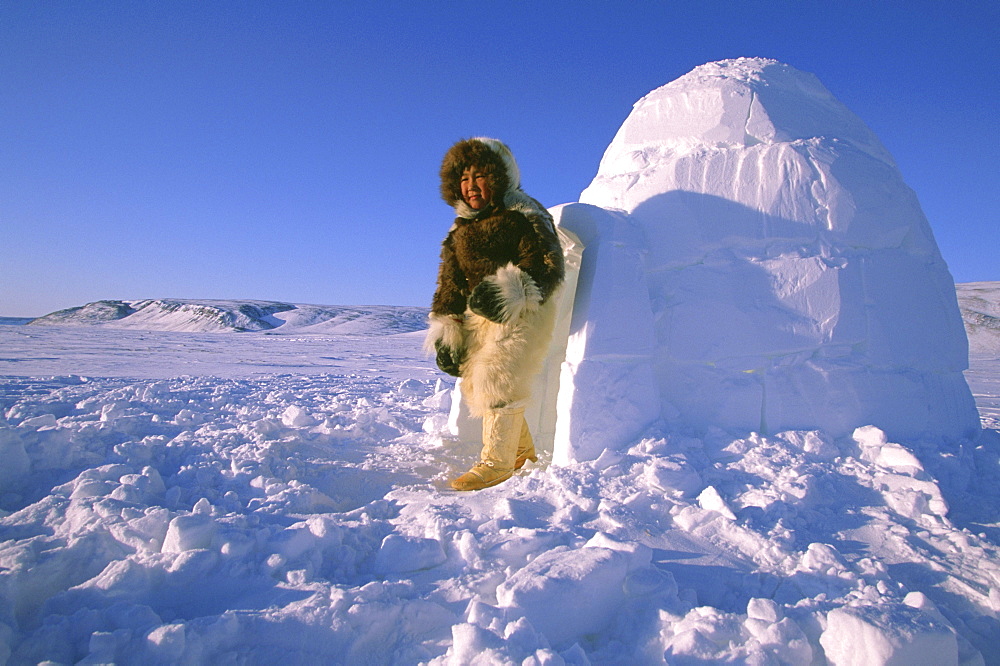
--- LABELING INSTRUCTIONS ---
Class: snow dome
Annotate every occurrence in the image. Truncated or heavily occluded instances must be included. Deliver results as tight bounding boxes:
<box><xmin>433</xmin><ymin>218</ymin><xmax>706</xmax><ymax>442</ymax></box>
<box><xmin>550</xmin><ymin>58</ymin><xmax>978</xmax><ymax>461</ymax></box>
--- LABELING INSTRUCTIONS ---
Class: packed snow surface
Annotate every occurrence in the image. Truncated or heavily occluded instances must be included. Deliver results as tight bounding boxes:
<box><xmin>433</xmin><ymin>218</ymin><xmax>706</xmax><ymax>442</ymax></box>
<box><xmin>573</xmin><ymin>57</ymin><xmax>977</xmax><ymax>447</ymax></box>
<box><xmin>1</xmin><ymin>311</ymin><xmax>999</xmax><ymax>665</ymax></box>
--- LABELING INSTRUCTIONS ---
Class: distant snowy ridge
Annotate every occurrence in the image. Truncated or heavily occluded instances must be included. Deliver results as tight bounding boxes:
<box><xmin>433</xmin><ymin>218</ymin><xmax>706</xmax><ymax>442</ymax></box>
<box><xmin>16</xmin><ymin>283</ymin><xmax>1000</xmax><ymax>349</ymax></box>
<box><xmin>28</xmin><ymin>299</ymin><xmax>428</xmax><ymax>335</ymax></box>
<box><xmin>958</xmin><ymin>282</ymin><xmax>1000</xmax><ymax>355</ymax></box>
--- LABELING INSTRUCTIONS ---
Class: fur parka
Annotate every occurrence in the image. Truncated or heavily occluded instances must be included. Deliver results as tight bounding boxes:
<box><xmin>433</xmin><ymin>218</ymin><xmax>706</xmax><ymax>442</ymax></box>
<box><xmin>426</xmin><ymin>137</ymin><xmax>565</xmax><ymax>416</ymax></box>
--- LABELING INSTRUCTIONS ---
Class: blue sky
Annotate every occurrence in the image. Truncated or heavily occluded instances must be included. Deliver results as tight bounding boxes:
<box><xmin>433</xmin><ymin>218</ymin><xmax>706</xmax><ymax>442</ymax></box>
<box><xmin>2</xmin><ymin>1</ymin><xmax>997</xmax><ymax>317</ymax></box>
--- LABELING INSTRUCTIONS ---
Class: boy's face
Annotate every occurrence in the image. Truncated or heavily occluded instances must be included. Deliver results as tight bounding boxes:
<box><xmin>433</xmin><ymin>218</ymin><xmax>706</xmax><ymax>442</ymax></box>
<box><xmin>460</xmin><ymin>166</ymin><xmax>493</xmax><ymax>210</ymax></box>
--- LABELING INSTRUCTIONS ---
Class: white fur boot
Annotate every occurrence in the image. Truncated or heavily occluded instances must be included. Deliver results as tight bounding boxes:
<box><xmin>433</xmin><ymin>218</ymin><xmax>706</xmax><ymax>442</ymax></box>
<box><xmin>515</xmin><ymin>416</ymin><xmax>537</xmax><ymax>470</ymax></box>
<box><xmin>450</xmin><ymin>406</ymin><xmax>523</xmax><ymax>491</ymax></box>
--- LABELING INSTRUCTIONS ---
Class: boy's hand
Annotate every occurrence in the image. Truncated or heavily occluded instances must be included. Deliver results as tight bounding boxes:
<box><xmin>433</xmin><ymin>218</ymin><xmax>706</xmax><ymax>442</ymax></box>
<box><xmin>469</xmin><ymin>281</ymin><xmax>507</xmax><ymax>323</ymax></box>
<box><xmin>434</xmin><ymin>341</ymin><xmax>463</xmax><ymax>376</ymax></box>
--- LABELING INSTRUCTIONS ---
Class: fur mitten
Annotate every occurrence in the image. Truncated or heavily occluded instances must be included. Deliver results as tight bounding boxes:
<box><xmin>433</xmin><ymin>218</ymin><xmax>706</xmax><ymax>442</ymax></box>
<box><xmin>434</xmin><ymin>340</ymin><xmax>463</xmax><ymax>376</ymax></box>
<box><xmin>469</xmin><ymin>263</ymin><xmax>542</xmax><ymax>324</ymax></box>
<box><xmin>468</xmin><ymin>281</ymin><xmax>505</xmax><ymax>323</ymax></box>
<box><xmin>425</xmin><ymin>312</ymin><xmax>465</xmax><ymax>376</ymax></box>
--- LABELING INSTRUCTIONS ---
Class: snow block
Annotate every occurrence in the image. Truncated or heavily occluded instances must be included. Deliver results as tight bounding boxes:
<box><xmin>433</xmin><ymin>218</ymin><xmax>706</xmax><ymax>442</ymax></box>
<box><xmin>161</xmin><ymin>514</ymin><xmax>217</xmax><ymax>553</ymax></box>
<box><xmin>820</xmin><ymin>604</ymin><xmax>958</xmax><ymax>666</ymax></box>
<box><xmin>496</xmin><ymin>545</ymin><xmax>632</xmax><ymax>648</ymax></box>
<box><xmin>550</xmin><ymin>204</ymin><xmax>660</xmax><ymax>464</ymax></box>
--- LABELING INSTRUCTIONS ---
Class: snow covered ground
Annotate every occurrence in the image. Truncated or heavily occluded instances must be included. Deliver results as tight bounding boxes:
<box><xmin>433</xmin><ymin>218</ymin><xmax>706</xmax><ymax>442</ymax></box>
<box><xmin>1</xmin><ymin>293</ymin><xmax>999</xmax><ymax>665</ymax></box>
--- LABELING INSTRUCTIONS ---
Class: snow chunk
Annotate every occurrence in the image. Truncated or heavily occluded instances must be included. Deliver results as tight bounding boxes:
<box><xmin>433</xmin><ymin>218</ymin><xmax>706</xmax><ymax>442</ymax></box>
<box><xmin>19</xmin><ymin>414</ymin><xmax>58</xmax><ymax>429</ymax></box>
<box><xmin>162</xmin><ymin>514</ymin><xmax>217</xmax><ymax>553</ymax></box>
<box><xmin>662</xmin><ymin>604</ymin><xmax>813</xmax><ymax>664</ymax></box>
<box><xmin>446</xmin><ymin>622</ymin><xmax>506</xmax><ymax>664</ymax></box>
<box><xmin>373</xmin><ymin>534</ymin><xmax>446</xmax><ymax>574</ymax></box>
<box><xmin>746</xmin><ymin>597</ymin><xmax>782</xmax><ymax>623</ymax></box>
<box><xmin>146</xmin><ymin>623</ymin><xmax>186</xmax><ymax>662</ymax></box>
<box><xmin>281</xmin><ymin>405</ymin><xmax>316</xmax><ymax>428</ymax></box>
<box><xmin>641</xmin><ymin>454</ymin><xmax>702</xmax><ymax>497</ymax></box>
<box><xmin>853</xmin><ymin>427</ymin><xmax>949</xmax><ymax>519</ymax></box>
<box><xmin>584</xmin><ymin>532</ymin><xmax>653</xmax><ymax>570</ymax></box>
<box><xmin>496</xmin><ymin>545</ymin><xmax>631</xmax><ymax>648</ymax></box>
<box><xmin>397</xmin><ymin>378</ymin><xmax>426</xmax><ymax>396</ymax></box>
<box><xmin>697</xmin><ymin>486</ymin><xmax>736</xmax><ymax>520</ymax></box>
<box><xmin>820</xmin><ymin>604</ymin><xmax>958</xmax><ymax>666</ymax></box>
<box><xmin>854</xmin><ymin>425</ymin><xmax>924</xmax><ymax>474</ymax></box>
<box><xmin>797</xmin><ymin>543</ymin><xmax>848</xmax><ymax>576</ymax></box>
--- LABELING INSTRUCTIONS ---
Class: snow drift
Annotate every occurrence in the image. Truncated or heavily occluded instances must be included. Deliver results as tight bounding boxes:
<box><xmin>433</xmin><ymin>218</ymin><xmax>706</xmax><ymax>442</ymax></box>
<box><xmin>550</xmin><ymin>57</ymin><xmax>978</xmax><ymax>460</ymax></box>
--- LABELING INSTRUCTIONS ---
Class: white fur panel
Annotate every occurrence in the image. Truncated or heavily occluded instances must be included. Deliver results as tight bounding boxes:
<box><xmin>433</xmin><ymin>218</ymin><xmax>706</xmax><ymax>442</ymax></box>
<box><xmin>453</xmin><ymin>200</ymin><xmax>477</xmax><ymax>220</ymax></box>
<box><xmin>459</xmin><ymin>295</ymin><xmax>559</xmax><ymax>416</ymax></box>
<box><xmin>425</xmin><ymin>312</ymin><xmax>465</xmax><ymax>354</ymax></box>
<box><xmin>487</xmin><ymin>263</ymin><xmax>542</xmax><ymax>323</ymax></box>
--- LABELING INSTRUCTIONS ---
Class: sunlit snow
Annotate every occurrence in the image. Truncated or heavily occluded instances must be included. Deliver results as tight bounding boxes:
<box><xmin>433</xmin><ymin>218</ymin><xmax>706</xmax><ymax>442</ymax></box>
<box><xmin>1</xmin><ymin>292</ymin><xmax>998</xmax><ymax>664</ymax></box>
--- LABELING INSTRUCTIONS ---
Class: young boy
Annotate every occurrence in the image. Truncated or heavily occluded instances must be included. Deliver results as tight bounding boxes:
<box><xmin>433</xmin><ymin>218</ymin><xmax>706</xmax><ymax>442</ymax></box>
<box><xmin>426</xmin><ymin>138</ymin><xmax>564</xmax><ymax>491</ymax></box>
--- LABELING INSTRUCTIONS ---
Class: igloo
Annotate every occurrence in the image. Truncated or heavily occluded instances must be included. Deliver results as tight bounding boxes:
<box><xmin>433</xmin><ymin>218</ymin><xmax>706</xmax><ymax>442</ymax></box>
<box><xmin>449</xmin><ymin>58</ymin><xmax>979</xmax><ymax>464</ymax></box>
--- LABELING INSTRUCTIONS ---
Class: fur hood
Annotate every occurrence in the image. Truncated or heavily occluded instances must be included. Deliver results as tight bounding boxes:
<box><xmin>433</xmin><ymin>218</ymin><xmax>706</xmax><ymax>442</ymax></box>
<box><xmin>439</xmin><ymin>137</ymin><xmax>548</xmax><ymax>222</ymax></box>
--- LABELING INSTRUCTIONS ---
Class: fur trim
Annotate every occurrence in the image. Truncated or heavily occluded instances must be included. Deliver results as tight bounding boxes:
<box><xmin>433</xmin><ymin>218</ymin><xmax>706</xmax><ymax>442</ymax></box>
<box><xmin>453</xmin><ymin>200</ymin><xmax>479</xmax><ymax>221</ymax></box>
<box><xmin>481</xmin><ymin>263</ymin><xmax>542</xmax><ymax>323</ymax></box>
<box><xmin>503</xmin><ymin>188</ymin><xmax>543</xmax><ymax>218</ymax></box>
<box><xmin>424</xmin><ymin>312</ymin><xmax>465</xmax><ymax>354</ymax></box>
<box><xmin>440</xmin><ymin>138</ymin><xmax>513</xmax><ymax>213</ymax></box>
<box><xmin>440</xmin><ymin>137</ymin><xmax>524</xmax><ymax>219</ymax></box>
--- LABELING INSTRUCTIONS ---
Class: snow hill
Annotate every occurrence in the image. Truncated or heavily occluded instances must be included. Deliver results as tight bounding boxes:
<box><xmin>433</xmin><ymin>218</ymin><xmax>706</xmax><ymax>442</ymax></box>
<box><xmin>13</xmin><ymin>281</ymin><xmax>998</xmax><ymax>354</ymax></box>
<box><xmin>16</xmin><ymin>280</ymin><xmax>1000</xmax><ymax>355</ymax></box>
<box><xmin>28</xmin><ymin>299</ymin><xmax>428</xmax><ymax>336</ymax></box>
<box><xmin>958</xmin><ymin>282</ymin><xmax>1000</xmax><ymax>356</ymax></box>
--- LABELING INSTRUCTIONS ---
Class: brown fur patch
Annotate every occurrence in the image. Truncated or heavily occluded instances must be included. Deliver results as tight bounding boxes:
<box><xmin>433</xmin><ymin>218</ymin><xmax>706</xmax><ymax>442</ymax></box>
<box><xmin>431</xmin><ymin>209</ymin><xmax>562</xmax><ymax>316</ymax></box>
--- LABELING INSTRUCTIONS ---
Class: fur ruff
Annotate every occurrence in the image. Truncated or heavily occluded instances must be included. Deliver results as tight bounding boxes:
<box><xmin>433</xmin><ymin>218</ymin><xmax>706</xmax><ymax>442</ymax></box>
<box><xmin>459</xmin><ymin>286</ymin><xmax>559</xmax><ymax>417</ymax></box>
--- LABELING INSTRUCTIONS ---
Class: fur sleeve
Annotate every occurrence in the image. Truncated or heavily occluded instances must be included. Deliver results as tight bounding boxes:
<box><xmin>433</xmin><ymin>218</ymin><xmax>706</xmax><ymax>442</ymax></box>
<box><xmin>426</xmin><ymin>233</ymin><xmax>467</xmax><ymax>354</ymax></box>
<box><xmin>507</xmin><ymin>193</ymin><xmax>564</xmax><ymax>302</ymax></box>
<box><xmin>430</xmin><ymin>232</ymin><xmax>468</xmax><ymax>316</ymax></box>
